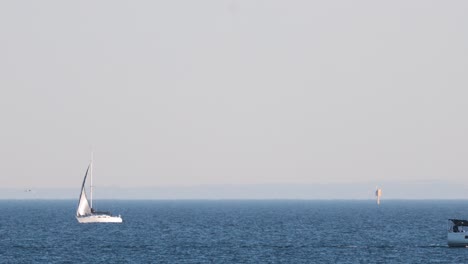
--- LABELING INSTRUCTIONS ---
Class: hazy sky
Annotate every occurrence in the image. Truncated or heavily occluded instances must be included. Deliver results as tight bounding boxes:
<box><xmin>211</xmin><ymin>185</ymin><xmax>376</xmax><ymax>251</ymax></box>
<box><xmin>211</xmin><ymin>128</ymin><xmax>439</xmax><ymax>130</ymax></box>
<box><xmin>1</xmin><ymin>1</ymin><xmax>467</xmax><ymax>196</ymax></box>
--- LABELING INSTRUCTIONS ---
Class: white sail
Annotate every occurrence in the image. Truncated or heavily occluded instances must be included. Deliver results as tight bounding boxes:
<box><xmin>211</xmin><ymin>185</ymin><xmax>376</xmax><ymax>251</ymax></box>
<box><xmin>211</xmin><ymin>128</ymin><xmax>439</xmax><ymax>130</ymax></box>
<box><xmin>76</xmin><ymin>189</ymin><xmax>92</xmax><ymax>216</ymax></box>
<box><xmin>76</xmin><ymin>164</ymin><xmax>92</xmax><ymax>216</ymax></box>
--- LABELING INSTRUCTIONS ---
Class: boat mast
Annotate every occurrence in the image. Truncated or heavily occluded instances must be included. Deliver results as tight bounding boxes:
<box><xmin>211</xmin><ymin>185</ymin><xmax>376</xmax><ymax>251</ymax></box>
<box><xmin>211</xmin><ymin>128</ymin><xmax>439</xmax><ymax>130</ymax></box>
<box><xmin>90</xmin><ymin>152</ymin><xmax>94</xmax><ymax>209</ymax></box>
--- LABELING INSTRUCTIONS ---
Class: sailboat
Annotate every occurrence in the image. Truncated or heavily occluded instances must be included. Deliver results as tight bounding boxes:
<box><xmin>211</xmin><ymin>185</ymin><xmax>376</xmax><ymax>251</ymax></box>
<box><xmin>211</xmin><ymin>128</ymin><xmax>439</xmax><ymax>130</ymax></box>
<box><xmin>76</xmin><ymin>157</ymin><xmax>122</xmax><ymax>223</ymax></box>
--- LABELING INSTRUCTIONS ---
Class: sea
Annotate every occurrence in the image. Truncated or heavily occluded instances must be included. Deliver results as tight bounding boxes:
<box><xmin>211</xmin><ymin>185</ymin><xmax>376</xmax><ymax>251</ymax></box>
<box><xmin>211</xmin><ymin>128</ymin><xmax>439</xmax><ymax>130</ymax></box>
<box><xmin>1</xmin><ymin>200</ymin><xmax>468</xmax><ymax>263</ymax></box>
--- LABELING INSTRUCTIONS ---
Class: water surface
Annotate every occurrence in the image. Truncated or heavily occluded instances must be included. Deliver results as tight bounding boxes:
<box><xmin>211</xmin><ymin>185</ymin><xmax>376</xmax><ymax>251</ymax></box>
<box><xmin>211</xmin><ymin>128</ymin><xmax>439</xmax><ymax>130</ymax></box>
<box><xmin>0</xmin><ymin>200</ymin><xmax>467</xmax><ymax>263</ymax></box>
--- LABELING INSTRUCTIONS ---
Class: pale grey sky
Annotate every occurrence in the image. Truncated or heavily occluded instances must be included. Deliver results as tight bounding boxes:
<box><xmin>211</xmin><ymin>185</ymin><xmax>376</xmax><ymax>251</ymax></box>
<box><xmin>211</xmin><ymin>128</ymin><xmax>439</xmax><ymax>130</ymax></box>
<box><xmin>1</xmin><ymin>1</ymin><xmax>467</xmax><ymax>198</ymax></box>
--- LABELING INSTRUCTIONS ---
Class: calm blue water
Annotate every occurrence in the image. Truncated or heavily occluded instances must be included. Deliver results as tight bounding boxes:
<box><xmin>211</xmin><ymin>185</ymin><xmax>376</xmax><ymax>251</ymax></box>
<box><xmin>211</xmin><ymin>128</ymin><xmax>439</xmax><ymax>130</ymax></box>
<box><xmin>1</xmin><ymin>200</ymin><xmax>467</xmax><ymax>263</ymax></box>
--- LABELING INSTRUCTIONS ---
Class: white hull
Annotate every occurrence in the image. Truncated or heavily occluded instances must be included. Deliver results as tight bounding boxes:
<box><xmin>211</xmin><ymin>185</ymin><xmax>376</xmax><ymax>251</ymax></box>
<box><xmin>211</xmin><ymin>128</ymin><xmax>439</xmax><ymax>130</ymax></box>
<box><xmin>448</xmin><ymin>232</ymin><xmax>468</xmax><ymax>247</ymax></box>
<box><xmin>77</xmin><ymin>214</ymin><xmax>123</xmax><ymax>223</ymax></box>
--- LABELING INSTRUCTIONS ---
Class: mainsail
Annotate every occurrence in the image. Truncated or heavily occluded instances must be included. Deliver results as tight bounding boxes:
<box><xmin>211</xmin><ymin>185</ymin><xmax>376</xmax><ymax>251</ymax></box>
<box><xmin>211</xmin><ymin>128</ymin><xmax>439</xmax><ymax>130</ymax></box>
<box><xmin>76</xmin><ymin>165</ymin><xmax>92</xmax><ymax>216</ymax></box>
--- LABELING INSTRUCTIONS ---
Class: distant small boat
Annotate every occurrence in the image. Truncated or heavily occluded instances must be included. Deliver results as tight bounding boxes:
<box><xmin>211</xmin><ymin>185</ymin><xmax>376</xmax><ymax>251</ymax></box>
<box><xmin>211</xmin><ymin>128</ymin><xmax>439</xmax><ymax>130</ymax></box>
<box><xmin>447</xmin><ymin>219</ymin><xmax>468</xmax><ymax>247</ymax></box>
<box><xmin>375</xmin><ymin>187</ymin><xmax>382</xmax><ymax>206</ymax></box>
<box><xmin>76</xmin><ymin>156</ymin><xmax>122</xmax><ymax>223</ymax></box>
